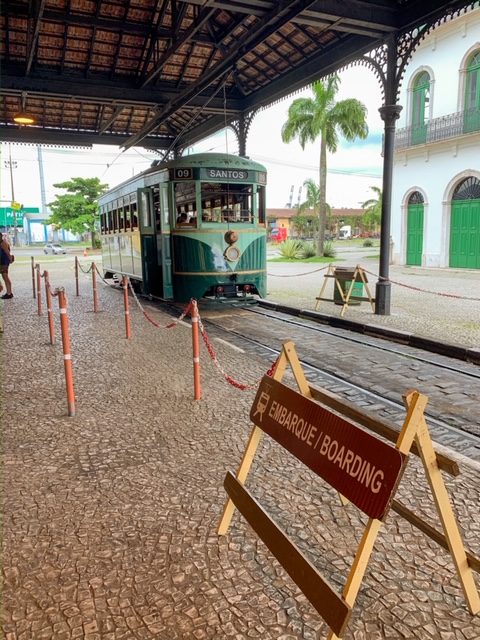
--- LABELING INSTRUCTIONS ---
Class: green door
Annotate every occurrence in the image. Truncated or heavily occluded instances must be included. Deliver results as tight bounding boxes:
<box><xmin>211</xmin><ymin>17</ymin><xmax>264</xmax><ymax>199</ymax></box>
<box><xmin>464</xmin><ymin>51</ymin><xmax>480</xmax><ymax>134</ymax></box>
<box><xmin>450</xmin><ymin>199</ymin><xmax>480</xmax><ymax>269</ymax></box>
<box><xmin>138</xmin><ymin>187</ymin><xmax>159</xmax><ymax>295</ymax></box>
<box><xmin>412</xmin><ymin>71</ymin><xmax>430</xmax><ymax>145</ymax></box>
<box><xmin>159</xmin><ymin>183</ymin><xmax>173</xmax><ymax>299</ymax></box>
<box><xmin>406</xmin><ymin>204</ymin><xmax>424</xmax><ymax>266</ymax></box>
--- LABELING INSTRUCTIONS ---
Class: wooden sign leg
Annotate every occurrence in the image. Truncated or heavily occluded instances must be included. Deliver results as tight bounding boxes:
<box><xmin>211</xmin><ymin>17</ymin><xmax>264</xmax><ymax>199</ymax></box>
<box><xmin>218</xmin><ymin>343</ymin><xmax>293</xmax><ymax>536</ymax></box>
<box><xmin>327</xmin><ymin>518</ymin><xmax>383</xmax><ymax>639</ymax></box>
<box><xmin>315</xmin><ymin>264</ymin><xmax>334</xmax><ymax>311</ymax></box>
<box><xmin>403</xmin><ymin>393</ymin><xmax>480</xmax><ymax>615</ymax></box>
<box><xmin>217</xmin><ymin>424</ymin><xmax>263</xmax><ymax>535</ymax></box>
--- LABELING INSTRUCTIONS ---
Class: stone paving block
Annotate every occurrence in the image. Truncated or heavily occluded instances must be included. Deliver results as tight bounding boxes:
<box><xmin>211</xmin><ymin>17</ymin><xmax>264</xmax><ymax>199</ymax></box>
<box><xmin>2</xmin><ymin>262</ymin><xmax>480</xmax><ymax>639</ymax></box>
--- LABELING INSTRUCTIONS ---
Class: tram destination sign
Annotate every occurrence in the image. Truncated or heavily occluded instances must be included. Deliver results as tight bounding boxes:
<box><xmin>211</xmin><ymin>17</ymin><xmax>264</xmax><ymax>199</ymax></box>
<box><xmin>250</xmin><ymin>377</ymin><xmax>406</xmax><ymax>520</ymax></box>
<box><xmin>171</xmin><ymin>167</ymin><xmax>266</xmax><ymax>183</ymax></box>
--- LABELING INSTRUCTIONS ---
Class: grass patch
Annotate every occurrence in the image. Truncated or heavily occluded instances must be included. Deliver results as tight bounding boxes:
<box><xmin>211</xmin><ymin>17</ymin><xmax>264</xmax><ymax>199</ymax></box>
<box><xmin>268</xmin><ymin>255</ymin><xmax>344</xmax><ymax>263</ymax></box>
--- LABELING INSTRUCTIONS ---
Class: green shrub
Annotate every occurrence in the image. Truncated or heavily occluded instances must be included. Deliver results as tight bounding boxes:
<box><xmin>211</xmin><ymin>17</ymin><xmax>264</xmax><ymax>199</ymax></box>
<box><xmin>300</xmin><ymin>241</ymin><xmax>317</xmax><ymax>259</ymax></box>
<box><xmin>278</xmin><ymin>238</ymin><xmax>303</xmax><ymax>259</ymax></box>
<box><xmin>362</xmin><ymin>238</ymin><xmax>373</xmax><ymax>247</ymax></box>
<box><xmin>94</xmin><ymin>237</ymin><xmax>102</xmax><ymax>249</ymax></box>
<box><xmin>323</xmin><ymin>240</ymin><xmax>337</xmax><ymax>258</ymax></box>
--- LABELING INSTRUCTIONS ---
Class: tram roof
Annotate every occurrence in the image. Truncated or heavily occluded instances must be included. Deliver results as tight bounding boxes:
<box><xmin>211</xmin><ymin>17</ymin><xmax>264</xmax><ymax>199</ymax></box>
<box><xmin>0</xmin><ymin>1</ymin><xmax>475</xmax><ymax>152</ymax></box>
<box><xmin>98</xmin><ymin>151</ymin><xmax>267</xmax><ymax>201</ymax></box>
<box><xmin>151</xmin><ymin>152</ymin><xmax>267</xmax><ymax>171</ymax></box>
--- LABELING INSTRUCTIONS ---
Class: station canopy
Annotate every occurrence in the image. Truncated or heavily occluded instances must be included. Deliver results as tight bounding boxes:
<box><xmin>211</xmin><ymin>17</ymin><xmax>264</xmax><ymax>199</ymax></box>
<box><xmin>0</xmin><ymin>0</ymin><xmax>474</xmax><ymax>153</ymax></box>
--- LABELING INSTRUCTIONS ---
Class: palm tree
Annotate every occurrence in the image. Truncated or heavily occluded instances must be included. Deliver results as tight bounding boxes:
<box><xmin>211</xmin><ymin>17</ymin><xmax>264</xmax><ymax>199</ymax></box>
<box><xmin>281</xmin><ymin>75</ymin><xmax>368</xmax><ymax>255</ymax></box>
<box><xmin>361</xmin><ymin>185</ymin><xmax>382</xmax><ymax>235</ymax></box>
<box><xmin>297</xmin><ymin>178</ymin><xmax>330</xmax><ymax>237</ymax></box>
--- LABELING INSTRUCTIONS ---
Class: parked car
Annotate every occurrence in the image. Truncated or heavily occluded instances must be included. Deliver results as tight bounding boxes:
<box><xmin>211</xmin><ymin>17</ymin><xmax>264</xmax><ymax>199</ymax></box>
<box><xmin>44</xmin><ymin>242</ymin><xmax>66</xmax><ymax>255</ymax></box>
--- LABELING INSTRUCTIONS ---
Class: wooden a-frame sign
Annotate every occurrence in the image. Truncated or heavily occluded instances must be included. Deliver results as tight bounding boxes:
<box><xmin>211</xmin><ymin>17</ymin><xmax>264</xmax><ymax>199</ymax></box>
<box><xmin>315</xmin><ymin>264</ymin><xmax>375</xmax><ymax>317</ymax></box>
<box><xmin>217</xmin><ymin>340</ymin><xmax>480</xmax><ymax>639</ymax></box>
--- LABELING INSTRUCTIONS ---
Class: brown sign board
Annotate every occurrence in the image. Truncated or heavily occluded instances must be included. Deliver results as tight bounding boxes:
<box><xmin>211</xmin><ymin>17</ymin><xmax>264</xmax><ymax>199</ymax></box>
<box><xmin>250</xmin><ymin>377</ymin><xmax>406</xmax><ymax>520</ymax></box>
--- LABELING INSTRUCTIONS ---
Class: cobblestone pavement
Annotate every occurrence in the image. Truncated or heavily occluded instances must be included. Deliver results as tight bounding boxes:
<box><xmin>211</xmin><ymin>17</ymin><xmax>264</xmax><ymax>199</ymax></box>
<box><xmin>265</xmin><ymin>246</ymin><xmax>480</xmax><ymax>350</ymax></box>
<box><xmin>2</xmin><ymin>258</ymin><xmax>480</xmax><ymax>639</ymax></box>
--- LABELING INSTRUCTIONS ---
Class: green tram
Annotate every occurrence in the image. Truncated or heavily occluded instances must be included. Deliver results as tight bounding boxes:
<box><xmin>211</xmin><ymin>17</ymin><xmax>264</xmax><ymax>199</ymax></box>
<box><xmin>98</xmin><ymin>152</ymin><xmax>267</xmax><ymax>302</ymax></box>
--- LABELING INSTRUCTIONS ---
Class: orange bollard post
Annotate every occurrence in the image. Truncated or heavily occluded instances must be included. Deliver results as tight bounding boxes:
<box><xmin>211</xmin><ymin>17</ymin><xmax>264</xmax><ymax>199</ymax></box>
<box><xmin>55</xmin><ymin>288</ymin><xmax>76</xmax><ymax>417</ymax></box>
<box><xmin>36</xmin><ymin>265</ymin><xmax>42</xmax><ymax>316</ymax></box>
<box><xmin>31</xmin><ymin>256</ymin><xmax>36</xmax><ymax>298</ymax></box>
<box><xmin>92</xmin><ymin>261</ymin><xmax>98</xmax><ymax>312</ymax></box>
<box><xmin>75</xmin><ymin>256</ymin><xmax>80</xmax><ymax>296</ymax></box>
<box><xmin>123</xmin><ymin>276</ymin><xmax>131</xmax><ymax>339</ymax></box>
<box><xmin>44</xmin><ymin>271</ymin><xmax>55</xmax><ymax>344</ymax></box>
<box><xmin>191</xmin><ymin>300</ymin><xmax>201</xmax><ymax>400</ymax></box>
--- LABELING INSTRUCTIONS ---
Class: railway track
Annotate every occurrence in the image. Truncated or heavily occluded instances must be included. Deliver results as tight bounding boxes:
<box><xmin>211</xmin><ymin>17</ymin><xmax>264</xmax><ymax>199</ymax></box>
<box><xmin>192</xmin><ymin>301</ymin><xmax>480</xmax><ymax>464</ymax></box>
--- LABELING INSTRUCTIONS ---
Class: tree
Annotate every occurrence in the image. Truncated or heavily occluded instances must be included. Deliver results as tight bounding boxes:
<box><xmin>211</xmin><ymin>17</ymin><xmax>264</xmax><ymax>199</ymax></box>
<box><xmin>47</xmin><ymin>177</ymin><xmax>109</xmax><ymax>247</ymax></box>
<box><xmin>281</xmin><ymin>75</ymin><xmax>368</xmax><ymax>255</ymax></box>
<box><xmin>296</xmin><ymin>178</ymin><xmax>330</xmax><ymax>238</ymax></box>
<box><xmin>361</xmin><ymin>185</ymin><xmax>382</xmax><ymax>234</ymax></box>
<box><xmin>289</xmin><ymin>211</ymin><xmax>309</xmax><ymax>238</ymax></box>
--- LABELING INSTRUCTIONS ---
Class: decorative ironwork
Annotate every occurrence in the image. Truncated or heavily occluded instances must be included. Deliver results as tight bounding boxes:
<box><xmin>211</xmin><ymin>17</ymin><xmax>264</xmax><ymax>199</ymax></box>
<box><xmin>230</xmin><ymin>110</ymin><xmax>258</xmax><ymax>157</ymax></box>
<box><xmin>408</xmin><ymin>191</ymin><xmax>424</xmax><ymax>204</ymax></box>
<box><xmin>357</xmin><ymin>1</ymin><xmax>476</xmax><ymax>105</ymax></box>
<box><xmin>395</xmin><ymin>107</ymin><xmax>480</xmax><ymax>149</ymax></box>
<box><xmin>452</xmin><ymin>177</ymin><xmax>480</xmax><ymax>200</ymax></box>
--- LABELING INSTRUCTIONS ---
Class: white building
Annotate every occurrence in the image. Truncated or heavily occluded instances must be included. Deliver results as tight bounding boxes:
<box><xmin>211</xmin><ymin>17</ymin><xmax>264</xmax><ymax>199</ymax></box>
<box><xmin>391</xmin><ymin>6</ymin><xmax>480</xmax><ymax>269</ymax></box>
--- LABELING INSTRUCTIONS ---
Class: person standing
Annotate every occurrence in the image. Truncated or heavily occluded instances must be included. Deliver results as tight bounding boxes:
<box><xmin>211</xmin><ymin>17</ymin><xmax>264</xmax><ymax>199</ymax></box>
<box><xmin>0</xmin><ymin>234</ymin><xmax>14</xmax><ymax>299</ymax></box>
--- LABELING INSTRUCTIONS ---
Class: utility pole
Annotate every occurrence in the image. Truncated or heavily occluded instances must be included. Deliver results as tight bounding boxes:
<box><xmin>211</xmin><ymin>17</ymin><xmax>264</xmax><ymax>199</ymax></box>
<box><xmin>4</xmin><ymin>144</ymin><xmax>19</xmax><ymax>246</ymax></box>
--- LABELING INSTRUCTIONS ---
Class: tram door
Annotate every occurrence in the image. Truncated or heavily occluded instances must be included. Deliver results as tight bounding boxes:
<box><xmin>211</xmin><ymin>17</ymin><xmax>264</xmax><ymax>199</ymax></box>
<box><xmin>138</xmin><ymin>187</ymin><xmax>160</xmax><ymax>296</ymax></box>
<box><xmin>159</xmin><ymin>183</ymin><xmax>173</xmax><ymax>298</ymax></box>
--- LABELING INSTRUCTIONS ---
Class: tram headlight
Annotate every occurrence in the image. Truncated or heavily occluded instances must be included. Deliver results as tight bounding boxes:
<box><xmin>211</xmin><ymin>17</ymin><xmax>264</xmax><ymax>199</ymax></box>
<box><xmin>225</xmin><ymin>245</ymin><xmax>241</xmax><ymax>261</ymax></box>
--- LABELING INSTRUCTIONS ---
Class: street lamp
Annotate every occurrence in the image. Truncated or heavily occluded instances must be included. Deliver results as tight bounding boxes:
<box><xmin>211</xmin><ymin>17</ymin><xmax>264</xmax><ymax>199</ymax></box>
<box><xmin>4</xmin><ymin>144</ymin><xmax>19</xmax><ymax>246</ymax></box>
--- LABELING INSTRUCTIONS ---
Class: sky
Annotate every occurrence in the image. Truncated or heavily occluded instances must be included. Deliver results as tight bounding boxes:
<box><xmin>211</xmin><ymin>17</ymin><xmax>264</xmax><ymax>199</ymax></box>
<box><xmin>0</xmin><ymin>66</ymin><xmax>385</xmax><ymax>212</ymax></box>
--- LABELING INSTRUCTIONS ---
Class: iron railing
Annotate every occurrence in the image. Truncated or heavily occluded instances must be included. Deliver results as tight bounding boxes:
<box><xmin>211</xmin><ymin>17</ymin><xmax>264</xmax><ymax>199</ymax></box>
<box><xmin>395</xmin><ymin>108</ymin><xmax>480</xmax><ymax>150</ymax></box>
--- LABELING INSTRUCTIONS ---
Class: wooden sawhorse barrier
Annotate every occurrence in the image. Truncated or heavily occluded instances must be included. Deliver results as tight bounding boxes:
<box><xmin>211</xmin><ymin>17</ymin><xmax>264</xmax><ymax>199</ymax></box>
<box><xmin>316</xmin><ymin>264</ymin><xmax>375</xmax><ymax>316</ymax></box>
<box><xmin>217</xmin><ymin>340</ymin><xmax>480</xmax><ymax>639</ymax></box>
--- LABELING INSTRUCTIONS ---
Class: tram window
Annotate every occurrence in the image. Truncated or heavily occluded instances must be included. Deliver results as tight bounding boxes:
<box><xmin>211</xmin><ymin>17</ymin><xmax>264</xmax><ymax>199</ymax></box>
<box><xmin>131</xmin><ymin>202</ymin><xmax>138</xmax><ymax>229</ymax></box>
<box><xmin>140</xmin><ymin>192</ymin><xmax>152</xmax><ymax>228</ymax></box>
<box><xmin>107</xmin><ymin>210</ymin><xmax>113</xmax><ymax>233</ymax></box>
<box><xmin>100</xmin><ymin>211</ymin><xmax>106</xmax><ymax>233</ymax></box>
<box><xmin>162</xmin><ymin>187</ymin><xmax>169</xmax><ymax>224</ymax></box>
<box><xmin>199</xmin><ymin>183</ymin><xmax>253</xmax><ymax>222</ymax></box>
<box><xmin>257</xmin><ymin>185</ymin><xmax>266</xmax><ymax>224</ymax></box>
<box><xmin>124</xmin><ymin>203</ymin><xmax>131</xmax><ymax>230</ymax></box>
<box><xmin>153</xmin><ymin>187</ymin><xmax>161</xmax><ymax>230</ymax></box>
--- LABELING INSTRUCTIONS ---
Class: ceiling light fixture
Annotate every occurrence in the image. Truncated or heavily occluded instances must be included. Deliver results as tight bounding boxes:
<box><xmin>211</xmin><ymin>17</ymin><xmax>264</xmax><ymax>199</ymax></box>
<box><xmin>13</xmin><ymin>92</ymin><xmax>35</xmax><ymax>125</ymax></box>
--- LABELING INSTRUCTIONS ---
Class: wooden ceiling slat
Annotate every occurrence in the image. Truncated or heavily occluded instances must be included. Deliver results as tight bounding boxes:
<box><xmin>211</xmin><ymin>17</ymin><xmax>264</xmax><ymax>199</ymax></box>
<box><xmin>0</xmin><ymin>0</ymin><xmax>475</xmax><ymax>150</ymax></box>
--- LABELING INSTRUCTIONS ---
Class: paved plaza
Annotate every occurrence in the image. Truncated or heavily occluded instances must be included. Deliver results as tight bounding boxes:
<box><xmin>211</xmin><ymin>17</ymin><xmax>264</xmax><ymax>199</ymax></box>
<box><xmin>1</xmin><ymin>257</ymin><xmax>480</xmax><ymax>639</ymax></box>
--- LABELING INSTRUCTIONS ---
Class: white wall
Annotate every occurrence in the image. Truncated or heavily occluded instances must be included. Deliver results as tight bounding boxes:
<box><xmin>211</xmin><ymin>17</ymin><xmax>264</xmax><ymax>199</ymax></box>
<box><xmin>391</xmin><ymin>7</ymin><xmax>480</xmax><ymax>267</ymax></box>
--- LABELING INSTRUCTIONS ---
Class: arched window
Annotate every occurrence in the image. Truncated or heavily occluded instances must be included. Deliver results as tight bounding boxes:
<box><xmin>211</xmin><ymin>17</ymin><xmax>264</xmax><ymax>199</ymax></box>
<box><xmin>452</xmin><ymin>177</ymin><xmax>480</xmax><ymax>200</ymax></box>
<box><xmin>408</xmin><ymin>191</ymin><xmax>424</xmax><ymax>204</ymax></box>
<box><xmin>464</xmin><ymin>50</ymin><xmax>480</xmax><ymax>133</ymax></box>
<box><xmin>412</xmin><ymin>71</ymin><xmax>430</xmax><ymax>144</ymax></box>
